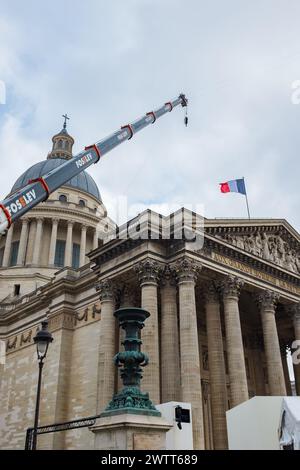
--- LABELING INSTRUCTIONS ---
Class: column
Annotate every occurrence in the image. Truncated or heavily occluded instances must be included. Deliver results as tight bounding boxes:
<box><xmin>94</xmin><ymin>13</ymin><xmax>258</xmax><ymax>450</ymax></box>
<box><xmin>79</xmin><ymin>224</ymin><xmax>87</xmax><ymax>267</ymax></box>
<box><xmin>2</xmin><ymin>224</ymin><xmax>14</xmax><ymax>267</ymax></box>
<box><xmin>64</xmin><ymin>221</ymin><xmax>73</xmax><ymax>267</ymax></box>
<box><xmin>290</xmin><ymin>303</ymin><xmax>300</xmax><ymax>395</ymax></box>
<box><xmin>280</xmin><ymin>343</ymin><xmax>292</xmax><ymax>396</ymax></box>
<box><xmin>96</xmin><ymin>279</ymin><xmax>116</xmax><ymax>412</ymax></box>
<box><xmin>204</xmin><ymin>281</ymin><xmax>228</xmax><ymax>449</ymax></box>
<box><xmin>257</xmin><ymin>290</ymin><xmax>286</xmax><ymax>396</ymax></box>
<box><xmin>160</xmin><ymin>265</ymin><xmax>180</xmax><ymax>403</ymax></box>
<box><xmin>220</xmin><ymin>275</ymin><xmax>248</xmax><ymax>407</ymax></box>
<box><xmin>175</xmin><ymin>257</ymin><xmax>205</xmax><ymax>450</ymax></box>
<box><xmin>135</xmin><ymin>259</ymin><xmax>160</xmax><ymax>405</ymax></box>
<box><xmin>48</xmin><ymin>218</ymin><xmax>59</xmax><ymax>266</ymax></box>
<box><xmin>93</xmin><ymin>229</ymin><xmax>98</xmax><ymax>250</ymax></box>
<box><xmin>16</xmin><ymin>219</ymin><xmax>29</xmax><ymax>266</ymax></box>
<box><xmin>32</xmin><ymin>217</ymin><xmax>44</xmax><ymax>265</ymax></box>
<box><xmin>249</xmin><ymin>333</ymin><xmax>266</xmax><ymax>396</ymax></box>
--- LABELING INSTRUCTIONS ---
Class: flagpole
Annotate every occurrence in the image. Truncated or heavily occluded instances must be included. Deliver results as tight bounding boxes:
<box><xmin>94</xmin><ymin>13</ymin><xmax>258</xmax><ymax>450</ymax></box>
<box><xmin>243</xmin><ymin>177</ymin><xmax>251</xmax><ymax>219</ymax></box>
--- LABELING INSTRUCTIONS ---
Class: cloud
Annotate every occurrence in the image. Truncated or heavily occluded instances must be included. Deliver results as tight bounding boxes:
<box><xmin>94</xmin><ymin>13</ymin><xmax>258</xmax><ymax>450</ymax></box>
<box><xmin>0</xmin><ymin>0</ymin><xmax>299</xmax><ymax>232</ymax></box>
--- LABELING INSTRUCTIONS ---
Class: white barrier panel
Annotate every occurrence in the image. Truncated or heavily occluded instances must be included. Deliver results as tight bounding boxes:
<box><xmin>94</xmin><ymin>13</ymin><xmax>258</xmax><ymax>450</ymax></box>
<box><xmin>226</xmin><ymin>396</ymin><xmax>284</xmax><ymax>450</ymax></box>
<box><xmin>156</xmin><ymin>402</ymin><xmax>193</xmax><ymax>450</ymax></box>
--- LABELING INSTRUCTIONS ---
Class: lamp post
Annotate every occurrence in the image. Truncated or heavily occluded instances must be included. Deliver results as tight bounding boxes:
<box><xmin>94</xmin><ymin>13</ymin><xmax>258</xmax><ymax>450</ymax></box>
<box><xmin>32</xmin><ymin>320</ymin><xmax>53</xmax><ymax>450</ymax></box>
<box><xmin>101</xmin><ymin>307</ymin><xmax>160</xmax><ymax>417</ymax></box>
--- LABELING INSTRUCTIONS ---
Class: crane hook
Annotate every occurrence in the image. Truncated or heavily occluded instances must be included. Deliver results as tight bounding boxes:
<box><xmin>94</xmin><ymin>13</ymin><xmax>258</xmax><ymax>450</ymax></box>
<box><xmin>184</xmin><ymin>106</ymin><xmax>188</xmax><ymax>127</ymax></box>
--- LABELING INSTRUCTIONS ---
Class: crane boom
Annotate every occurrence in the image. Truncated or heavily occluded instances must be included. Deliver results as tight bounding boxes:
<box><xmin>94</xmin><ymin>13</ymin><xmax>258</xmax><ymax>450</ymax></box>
<box><xmin>0</xmin><ymin>94</ymin><xmax>188</xmax><ymax>234</ymax></box>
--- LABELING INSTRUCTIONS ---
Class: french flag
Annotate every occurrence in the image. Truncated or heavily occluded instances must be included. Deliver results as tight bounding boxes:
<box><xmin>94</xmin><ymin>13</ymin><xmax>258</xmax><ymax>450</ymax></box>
<box><xmin>219</xmin><ymin>178</ymin><xmax>246</xmax><ymax>195</ymax></box>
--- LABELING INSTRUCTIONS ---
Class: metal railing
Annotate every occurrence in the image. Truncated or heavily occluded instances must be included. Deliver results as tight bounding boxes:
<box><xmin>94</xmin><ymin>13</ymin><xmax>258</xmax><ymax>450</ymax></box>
<box><xmin>25</xmin><ymin>414</ymin><xmax>99</xmax><ymax>450</ymax></box>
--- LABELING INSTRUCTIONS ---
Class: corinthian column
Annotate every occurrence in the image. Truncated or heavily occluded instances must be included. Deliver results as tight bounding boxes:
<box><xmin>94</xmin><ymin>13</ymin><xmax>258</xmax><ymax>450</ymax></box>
<box><xmin>220</xmin><ymin>276</ymin><xmax>248</xmax><ymax>407</ymax></box>
<box><xmin>32</xmin><ymin>218</ymin><xmax>44</xmax><ymax>265</ymax></box>
<box><xmin>65</xmin><ymin>221</ymin><xmax>73</xmax><ymax>267</ymax></box>
<box><xmin>289</xmin><ymin>303</ymin><xmax>300</xmax><ymax>395</ymax></box>
<box><xmin>2</xmin><ymin>225</ymin><xmax>14</xmax><ymax>267</ymax></box>
<box><xmin>96</xmin><ymin>279</ymin><xmax>116</xmax><ymax>412</ymax></box>
<box><xmin>256</xmin><ymin>291</ymin><xmax>286</xmax><ymax>396</ymax></box>
<box><xmin>48</xmin><ymin>218</ymin><xmax>59</xmax><ymax>266</ymax></box>
<box><xmin>160</xmin><ymin>265</ymin><xmax>180</xmax><ymax>403</ymax></box>
<box><xmin>204</xmin><ymin>281</ymin><xmax>228</xmax><ymax>449</ymax></box>
<box><xmin>175</xmin><ymin>257</ymin><xmax>205</xmax><ymax>450</ymax></box>
<box><xmin>17</xmin><ymin>219</ymin><xmax>29</xmax><ymax>266</ymax></box>
<box><xmin>79</xmin><ymin>224</ymin><xmax>87</xmax><ymax>267</ymax></box>
<box><xmin>135</xmin><ymin>258</ymin><xmax>160</xmax><ymax>404</ymax></box>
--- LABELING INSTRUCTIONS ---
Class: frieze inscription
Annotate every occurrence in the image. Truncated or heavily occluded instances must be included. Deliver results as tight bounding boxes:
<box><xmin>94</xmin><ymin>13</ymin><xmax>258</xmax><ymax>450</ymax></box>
<box><xmin>213</xmin><ymin>252</ymin><xmax>300</xmax><ymax>295</ymax></box>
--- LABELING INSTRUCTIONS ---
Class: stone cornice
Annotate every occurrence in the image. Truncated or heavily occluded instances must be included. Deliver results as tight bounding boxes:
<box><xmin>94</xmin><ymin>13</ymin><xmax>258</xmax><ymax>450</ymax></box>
<box><xmin>24</xmin><ymin>205</ymin><xmax>100</xmax><ymax>226</ymax></box>
<box><xmin>90</xmin><ymin>238</ymin><xmax>144</xmax><ymax>264</ymax></box>
<box><xmin>204</xmin><ymin>219</ymin><xmax>300</xmax><ymax>244</ymax></box>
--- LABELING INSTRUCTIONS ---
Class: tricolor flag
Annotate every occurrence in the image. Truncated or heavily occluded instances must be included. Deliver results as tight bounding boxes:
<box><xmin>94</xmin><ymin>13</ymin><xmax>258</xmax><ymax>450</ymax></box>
<box><xmin>219</xmin><ymin>178</ymin><xmax>246</xmax><ymax>195</ymax></box>
<box><xmin>219</xmin><ymin>177</ymin><xmax>250</xmax><ymax>219</ymax></box>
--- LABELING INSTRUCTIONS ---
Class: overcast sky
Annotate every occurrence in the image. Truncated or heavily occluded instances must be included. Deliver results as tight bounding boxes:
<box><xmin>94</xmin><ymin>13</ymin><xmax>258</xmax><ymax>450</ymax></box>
<box><xmin>1</xmin><ymin>0</ymin><xmax>300</xmax><ymax>230</ymax></box>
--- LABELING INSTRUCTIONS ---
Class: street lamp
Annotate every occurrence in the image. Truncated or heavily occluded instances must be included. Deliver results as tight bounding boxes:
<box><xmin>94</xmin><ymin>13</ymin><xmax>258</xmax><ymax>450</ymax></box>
<box><xmin>32</xmin><ymin>320</ymin><xmax>53</xmax><ymax>450</ymax></box>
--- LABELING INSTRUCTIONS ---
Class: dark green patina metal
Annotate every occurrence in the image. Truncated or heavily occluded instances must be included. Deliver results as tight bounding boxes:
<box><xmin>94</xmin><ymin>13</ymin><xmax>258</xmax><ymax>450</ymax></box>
<box><xmin>100</xmin><ymin>307</ymin><xmax>161</xmax><ymax>417</ymax></box>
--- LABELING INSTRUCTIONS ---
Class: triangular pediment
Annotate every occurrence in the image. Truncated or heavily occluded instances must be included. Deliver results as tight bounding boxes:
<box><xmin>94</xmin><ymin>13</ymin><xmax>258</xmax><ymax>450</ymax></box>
<box><xmin>204</xmin><ymin>219</ymin><xmax>300</xmax><ymax>275</ymax></box>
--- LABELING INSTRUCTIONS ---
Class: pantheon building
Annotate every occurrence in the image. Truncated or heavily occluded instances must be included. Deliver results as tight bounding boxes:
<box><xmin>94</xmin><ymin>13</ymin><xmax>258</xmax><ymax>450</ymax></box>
<box><xmin>0</xmin><ymin>125</ymin><xmax>299</xmax><ymax>450</ymax></box>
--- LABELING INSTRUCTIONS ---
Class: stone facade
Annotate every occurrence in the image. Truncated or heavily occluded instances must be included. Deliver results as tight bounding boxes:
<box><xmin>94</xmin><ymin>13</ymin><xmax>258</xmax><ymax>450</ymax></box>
<box><xmin>0</xmin><ymin>209</ymin><xmax>299</xmax><ymax>450</ymax></box>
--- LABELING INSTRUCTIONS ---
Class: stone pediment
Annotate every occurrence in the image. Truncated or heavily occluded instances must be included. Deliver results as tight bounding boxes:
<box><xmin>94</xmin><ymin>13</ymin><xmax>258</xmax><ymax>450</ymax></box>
<box><xmin>206</xmin><ymin>223</ymin><xmax>300</xmax><ymax>275</ymax></box>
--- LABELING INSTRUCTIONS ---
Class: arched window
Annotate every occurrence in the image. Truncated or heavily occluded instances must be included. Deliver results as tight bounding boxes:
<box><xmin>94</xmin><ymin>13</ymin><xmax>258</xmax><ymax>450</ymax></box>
<box><xmin>79</xmin><ymin>199</ymin><xmax>86</xmax><ymax>208</ymax></box>
<box><xmin>57</xmin><ymin>139</ymin><xmax>63</xmax><ymax>149</ymax></box>
<box><xmin>59</xmin><ymin>194</ymin><xmax>67</xmax><ymax>203</ymax></box>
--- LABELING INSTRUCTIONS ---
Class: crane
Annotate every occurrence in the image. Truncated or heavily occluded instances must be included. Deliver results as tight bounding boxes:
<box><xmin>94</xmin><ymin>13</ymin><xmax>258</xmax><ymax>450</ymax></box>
<box><xmin>0</xmin><ymin>94</ymin><xmax>188</xmax><ymax>235</ymax></box>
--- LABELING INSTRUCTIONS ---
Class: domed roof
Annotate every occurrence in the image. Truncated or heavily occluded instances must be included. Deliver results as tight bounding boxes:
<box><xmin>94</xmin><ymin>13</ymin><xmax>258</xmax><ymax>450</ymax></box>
<box><xmin>10</xmin><ymin>158</ymin><xmax>102</xmax><ymax>201</ymax></box>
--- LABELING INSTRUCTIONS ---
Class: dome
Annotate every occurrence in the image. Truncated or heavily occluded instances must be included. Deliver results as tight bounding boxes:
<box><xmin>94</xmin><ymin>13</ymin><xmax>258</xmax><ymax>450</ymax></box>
<box><xmin>10</xmin><ymin>158</ymin><xmax>102</xmax><ymax>201</ymax></box>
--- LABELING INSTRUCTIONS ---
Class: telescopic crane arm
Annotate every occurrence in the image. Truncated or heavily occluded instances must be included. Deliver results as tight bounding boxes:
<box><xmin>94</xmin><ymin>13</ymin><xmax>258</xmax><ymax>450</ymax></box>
<box><xmin>0</xmin><ymin>94</ymin><xmax>187</xmax><ymax>234</ymax></box>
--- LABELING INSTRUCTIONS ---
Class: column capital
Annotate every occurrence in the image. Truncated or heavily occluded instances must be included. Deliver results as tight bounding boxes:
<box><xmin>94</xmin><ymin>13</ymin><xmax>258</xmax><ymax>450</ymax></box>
<box><xmin>96</xmin><ymin>279</ymin><xmax>115</xmax><ymax>302</ymax></box>
<box><xmin>80</xmin><ymin>223</ymin><xmax>88</xmax><ymax>230</ymax></box>
<box><xmin>219</xmin><ymin>275</ymin><xmax>244</xmax><ymax>299</ymax></box>
<box><xmin>134</xmin><ymin>258</ymin><xmax>161</xmax><ymax>286</ymax></box>
<box><xmin>20</xmin><ymin>218</ymin><xmax>29</xmax><ymax>226</ymax></box>
<box><xmin>160</xmin><ymin>265</ymin><xmax>177</xmax><ymax>287</ymax></box>
<box><xmin>36</xmin><ymin>217</ymin><xmax>44</xmax><ymax>224</ymax></box>
<box><xmin>67</xmin><ymin>220</ymin><xmax>74</xmax><ymax>227</ymax></box>
<box><xmin>52</xmin><ymin>218</ymin><xmax>60</xmax><ymax>225</ymax></box>
<box><xmin>256</xmin><ymin>290</ymin><xmax>279</xmax><ymax>312</ymax></box>
<box><xmin>174</xmin><ymin>257</ymin><xmax>202</xmax><ymax>283</ymax></box>
<box><xmin>203</xmin><ymin>280</ymin><xmax>219</xmax><ymax>303</ymax></box>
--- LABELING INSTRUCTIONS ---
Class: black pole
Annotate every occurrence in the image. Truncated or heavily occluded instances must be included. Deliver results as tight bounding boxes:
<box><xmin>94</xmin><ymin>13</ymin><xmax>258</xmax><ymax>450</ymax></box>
<box><xmin>32</xmin><ymin>360</ymin><xmax>44</xmax><ymax>450</ymax></box>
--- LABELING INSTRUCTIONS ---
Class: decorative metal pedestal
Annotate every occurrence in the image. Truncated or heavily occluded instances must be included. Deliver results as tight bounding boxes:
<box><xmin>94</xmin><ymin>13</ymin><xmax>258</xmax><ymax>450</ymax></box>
<box><xmin>100</xmin><ymin>307</ymin><xmax>160</xmax><ymax>417</ymax></box>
